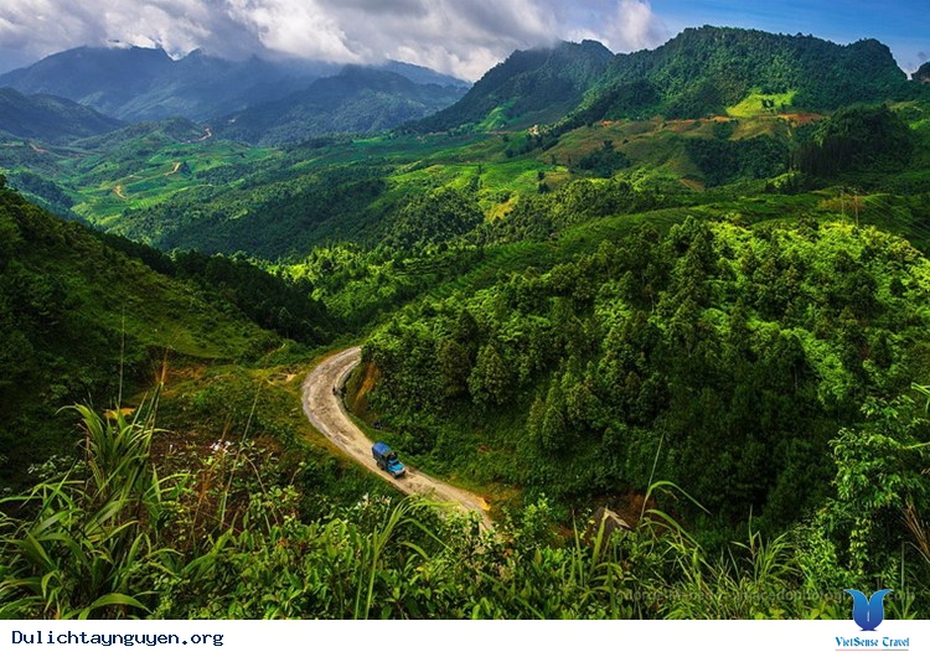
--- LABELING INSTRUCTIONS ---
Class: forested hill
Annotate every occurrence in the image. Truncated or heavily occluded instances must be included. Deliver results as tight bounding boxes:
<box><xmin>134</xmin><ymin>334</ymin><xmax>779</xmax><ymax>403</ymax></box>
<box><xmin>0</xmin><ymin>181</ymin><xmax>330</xmax><ymax>491</ymax></box>
<box><xmin>214</xmin><ymin>67</ymin><xmax>468</xmax><ymax>145</ymax></box>
<box><xmin>414</xmin><ymin>27</ymin><xmax>912</xmax><ymax>133</ymax></box>
<box><xmin>365</xmin><ymin>217</ymin><xmax>930</xmax><ymax>531</ymax></box>
<box><xmin>412</xmin><ymin>39</ymin><xmax>614</xmax><ymax>132</ymax></box>
<box><xmin>566</xmin><ymin>27</ymin><xmax>910</xmax><ymax>126</ymax></box>
<box><xmin>916</xmin><ymin>61</ymin><xmax>930</xmax><ymax>83</ymax></box>
<box><xmin>0</xmin><ymin>88</ymin><xmax>123</xmax><ymax>143</ymax></box>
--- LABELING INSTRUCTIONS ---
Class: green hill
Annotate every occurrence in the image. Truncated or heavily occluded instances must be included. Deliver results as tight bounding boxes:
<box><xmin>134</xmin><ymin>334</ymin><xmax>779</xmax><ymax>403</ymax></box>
<box><xmin>0</xmin><ymin>182</ymin><xmax>287</xmax><ymax>490</ymax></box>
<box><xmin>414</xmin><ymin>27</ymin><xmax>912</xmax><ymax>135</ymax></box>
<box><xmin>215</xmin><ymin>67</ymin><xmax>467</xmax><ymax>145</ymax></box>
<box><xmin>2</xmin><ymin>27</ymin><xmax>930</xmax><ymax>623</ymax></box>
<box><xmin>564</xmin><ymin>27</ymin><xmax>910</xmax><ymax>128</ymax></box>
<box><xmin>413</xmin><ymin>40</ymin><xmax>613</xmax><ymax>132</ymax></box>
<box><xmin>0</xmin><ymin>88</ymin><xmax>122</xmax><ymax>143</ymax></box>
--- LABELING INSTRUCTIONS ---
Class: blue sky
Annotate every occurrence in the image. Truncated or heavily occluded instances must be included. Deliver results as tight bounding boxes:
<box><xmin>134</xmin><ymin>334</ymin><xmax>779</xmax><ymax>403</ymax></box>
<box><xmin>651</xmin><ymin>0</ymin><xmax>927</xmax><ymax>71</ymax></box>
<box><xmin>0</xmin><ymin>1</ymin><xmax>926</xmax><ymax>80</ymax></box>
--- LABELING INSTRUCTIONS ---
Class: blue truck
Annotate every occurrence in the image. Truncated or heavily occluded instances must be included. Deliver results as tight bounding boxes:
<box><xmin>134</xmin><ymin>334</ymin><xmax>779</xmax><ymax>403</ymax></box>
<box><xmin>371</xmin><ymin>442</ymin><xmax>406</xmax><ymax>478</ymax></box>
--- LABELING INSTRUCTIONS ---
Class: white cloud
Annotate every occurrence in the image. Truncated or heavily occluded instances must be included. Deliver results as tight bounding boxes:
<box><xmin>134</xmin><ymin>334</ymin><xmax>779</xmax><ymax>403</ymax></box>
<box><xmin>0</xmin><ymin>0</ymin><xmax>669</xmax><ymax>79</ymax></box>
<box><xmin>608</xmin><ymin>0</ymin><xmax>666</xmax><ymax>52</ymax></box>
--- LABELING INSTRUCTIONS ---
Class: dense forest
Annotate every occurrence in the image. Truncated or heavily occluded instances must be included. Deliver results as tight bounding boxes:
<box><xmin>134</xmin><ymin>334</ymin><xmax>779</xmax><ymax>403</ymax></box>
<box><xmin>2</xmin><ymin>25</ymin><xmax>930</xmax><ymax>620</ymax></box>
<box><xmin>365</xmin><ymin>218</ymin><xmax>930</xmax><ymax>529</ymax></box>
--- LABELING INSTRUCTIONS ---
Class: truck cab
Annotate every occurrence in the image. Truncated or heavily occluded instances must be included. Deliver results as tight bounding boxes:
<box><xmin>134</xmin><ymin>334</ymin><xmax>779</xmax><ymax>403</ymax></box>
<box><xmin>371</xmin><ymin>442</ymin><xmax>406</xmax><ymax>478</ymax></box>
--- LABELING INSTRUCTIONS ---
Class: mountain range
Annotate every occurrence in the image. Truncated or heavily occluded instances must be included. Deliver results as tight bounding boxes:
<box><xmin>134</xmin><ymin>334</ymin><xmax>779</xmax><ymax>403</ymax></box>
<box><xmin>0</xmin><ymin>46</ymin><xmax>469</xmax><ymax>144</ymax></box>
<box><xmin>416</xmin><ymin>27</ymin><xmax>914</xmax><ymax>134</ymax></box>
<box><xmin>1</xmin><ymin>27</ymin><xmax>924</xmax><ymax>147</ymax></box>
<box><xmin>214</xmin><ymin>66</ymin><xmax>468</xmax><ymax>145</ymax></box>
<box><xmin>2</xmin><ymin>21</ymin><xmax>930</xmax><ymax>620</ymax></box>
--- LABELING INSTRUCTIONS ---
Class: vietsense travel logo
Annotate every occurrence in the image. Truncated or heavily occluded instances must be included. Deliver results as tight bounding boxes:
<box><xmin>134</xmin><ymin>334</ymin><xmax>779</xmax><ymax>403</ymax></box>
<box><xmin>845</xmin><ymin>589</ymin><xmax>892</xmax><ymax>631</ymax></box>
<box><xmin>834</xmin><ymin>589</ymin><xmax>911</xmax><ymax>652</ymax></box>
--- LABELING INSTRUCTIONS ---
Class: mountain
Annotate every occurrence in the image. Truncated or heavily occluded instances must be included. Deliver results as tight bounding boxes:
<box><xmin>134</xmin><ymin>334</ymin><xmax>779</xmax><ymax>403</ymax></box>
<box><xmin>215</xmin><ymin>66</ymin><xmax>468</xmax><ymax>144</ymax></box>
<box><xmin>378</xmin><ymin>61</ymin><xmax>471</xmax><ymax>89</ymax></box>
<box><xmin>0</xmin><ymin>46</ymin><xmax>469</xmax><ymax>127</ymax></box>
<box><xmin>0</xmin><ymin>87</ymin><xmax>122</xmax><ymax>142</ymax></box>
<box><xmin>0</xmin><ymin>46</ymin><xmax>174</xmax><ymax>116</ymax></box>
<box><xmin>0</xmin><ymin>46</ymin><xmax>340</xmax><ymax>122</ymax></box>
<box><xmin>564</xmin><ymin>27</ymin><xmax>910</xmax><ymax>127</ymax></box>
<box><xmin>416</xmin><ymin>27</ymin><xmax>912</xmax><ymax>134</ymax></box>
<box><xmin>414</xmin><ymin>40</ymin><xmax>613</xmax><ymax>132</ymax></box>
<box><xmin>71</xmin><ymin>116</ymin><xmax>206</xmax><ymax>150</ymax></box>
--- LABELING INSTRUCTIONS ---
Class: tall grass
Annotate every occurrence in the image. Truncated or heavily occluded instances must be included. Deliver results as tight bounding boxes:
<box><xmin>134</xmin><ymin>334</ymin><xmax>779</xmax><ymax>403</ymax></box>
<box><xmin>0</xmin><ymin>397</ymin><xmax>180</xmax><ymax>619</ymax></box>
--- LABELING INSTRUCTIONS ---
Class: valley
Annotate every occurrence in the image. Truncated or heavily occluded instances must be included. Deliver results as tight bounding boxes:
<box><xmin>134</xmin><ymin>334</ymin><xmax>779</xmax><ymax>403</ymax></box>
<box><xmin>1</xmin><ymin>24</ymin><xmax>930</xmax><ymax>620</ymax></box>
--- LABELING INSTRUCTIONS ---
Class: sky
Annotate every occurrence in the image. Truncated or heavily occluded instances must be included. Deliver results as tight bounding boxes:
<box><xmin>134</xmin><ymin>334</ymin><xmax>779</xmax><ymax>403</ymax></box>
<box><xmin>0</xmin><ymin>0</ymin><xmax>926</xmax><ymax>81</ymax></box>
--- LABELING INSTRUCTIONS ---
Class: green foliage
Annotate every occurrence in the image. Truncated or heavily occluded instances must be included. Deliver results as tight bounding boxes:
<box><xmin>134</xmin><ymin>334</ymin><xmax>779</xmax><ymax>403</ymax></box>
<box><xmin>0</xmin><ymin>401</ymin><xmax>175</xmax><ymax>618</ymax></box>
<box><xmin>563</xmin><ymin>27</ymin><xmax>910</xmax><ymax>130</ymax></box>
<box><xmin>110</xmin><ymin>163</ymin><xmax>393</xmax><ymax>259</ymax></box>
<box><xmin>796</xmin><ymin>105</ymin><xmax>916</xmax><ymax>178</ymax></box>
<box><xmin>387</xmin><ymin>187</ymin><xmax>482</xmax><ymax>250</ymax></box>
<box><xmin>2</xmin><ymin>390</ymin><xmax>925</xmax><ymax>619</ymax></box>
<box><xmin>576</xmin><ymin>139</ymin><xmax>631</xmax><ymax>177</ymax></box>
<box><xmin>414</xmin><ymin>40</ymin><xmax>613</xmax><ymax>133</ymax></box>
<box><xmin>686</xmin><ymin>134</ymin><xmax>787</xmax><ymax>187</ymax></box>
<box><xmin>807</xmin><ymin>396</ymin><xmax>930</xmax><ymax>584</ymax></box>
<box><xmin>0</xmin><ymin>188</ymin><xmax>281</xmax><ymax>490</ymax></box>
<box><xmin>170</xmin><ymin>250</ymin><xmax>333</xmax><ymax>345</ymax></box>
<box><xmin>365</xmin><ymin>218</ymin><xmax>930</xmax><ymax>531</ymax></box>
<box><xmin>482</xmin><ymin>177</ymin><xmax>661</xmax><ymax>243</ymax></box>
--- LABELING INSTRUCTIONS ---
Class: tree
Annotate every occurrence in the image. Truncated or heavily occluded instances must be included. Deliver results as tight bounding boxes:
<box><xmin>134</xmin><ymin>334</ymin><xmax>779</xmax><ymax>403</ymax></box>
<box><xmin>468</xmin><ymin>343</ymin><xmax>510</xmax><ymax>406</ymax></box>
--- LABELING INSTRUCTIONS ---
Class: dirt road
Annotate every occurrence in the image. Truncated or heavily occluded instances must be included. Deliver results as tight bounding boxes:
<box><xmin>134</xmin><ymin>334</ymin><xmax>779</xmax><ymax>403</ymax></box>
<box><xmin>301</xmin><ymin>346</ymin><xmax>492</xmax><ymax>528</ymax></box>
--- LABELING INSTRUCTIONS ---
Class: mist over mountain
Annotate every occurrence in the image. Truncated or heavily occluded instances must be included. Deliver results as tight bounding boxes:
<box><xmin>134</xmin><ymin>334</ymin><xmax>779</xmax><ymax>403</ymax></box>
<box><xmin>215</xmin><ymin>66</ymin><xmax>468</xmax><ymax>145</ymax></box>
<box><xmin>414</xmin><ymin>39</ymin><xmax>614</xmax><ymax>132</ymax></box>
<box><xmin>0</xmin><ymin>46</ymin><xmax>340</xmax><ymax>122</ymax></box>
<box><xmin>0</xmin><ymin>45</ymin><xmax>469</xmax><ymax>126</ymax></box>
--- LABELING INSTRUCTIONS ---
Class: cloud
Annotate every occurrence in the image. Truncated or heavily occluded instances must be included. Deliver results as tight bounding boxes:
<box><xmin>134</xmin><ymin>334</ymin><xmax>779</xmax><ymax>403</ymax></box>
<box><xmin>0</xmin><ymin>0</ymin><xmax>669</xmax><ymax>79</ymax></box>
<box><xmin>550</xmin><ymin>0</ymin><xmax>668</xmax><ymax>54</ymax></box>
<box><xmin>608</xmin><ymin>0</ymin><xmax>667</xmax><ymax>52</ymax></box>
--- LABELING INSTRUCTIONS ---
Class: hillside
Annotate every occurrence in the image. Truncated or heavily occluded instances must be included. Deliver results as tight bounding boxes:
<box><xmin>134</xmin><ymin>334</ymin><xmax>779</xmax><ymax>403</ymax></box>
<box><xmin>575</xmin><ymin>28</ymin><xmax>909</xmax><ymax>123</ymax></box>
<box><xmin>413</xmin><ymin>40</ymin><xmax>614</xmax><ymax>132</ymax></box>
<box><xmin>916</xmin><ymin>61</ymin><xmax>930</xmax><ymax>83</ymax></box>
<box><xmin>2</xmin><ymin>23</ymin><xmax>930</xmax><ymax>622</ymax></box>
<box><xmin>0</xmin><ymin>46</ymin><xmax>469</xmax><ymax>127</ymax></box>
<box><xmin>0</xmin><ymin>87</ymin><xmax>122</xmax><ymax>142</ymax></box>
<box><xmin>415</xmin><ymin>27</ymin><xmax>913</xmax><ymax>134</ymax></box>
<box><xmin>0</xmin><ymin>183</ymin><xmax>297</xmax><ymax>490</ymax></box>
<box><xmin>215</xmin><ymin>67</ymin><xmax>468</xmax><ymax>145</ymax></box>
<box><xmin>0</xmin><ymin>46</ymin><xmax>338</xmax><ymax>122</ymax></box>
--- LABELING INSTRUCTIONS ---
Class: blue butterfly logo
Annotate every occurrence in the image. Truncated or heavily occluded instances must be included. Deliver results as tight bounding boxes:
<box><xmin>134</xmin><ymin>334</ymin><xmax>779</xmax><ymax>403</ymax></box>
<box><xmin>845</xmin><ymin>589</ymin><xmax>892</xmax><ymax>631</ymax></box>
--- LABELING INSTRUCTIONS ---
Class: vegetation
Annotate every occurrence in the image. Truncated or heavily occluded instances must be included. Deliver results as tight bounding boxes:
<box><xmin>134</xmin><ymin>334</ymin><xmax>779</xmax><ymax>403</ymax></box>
<box><xmin>0</xmin><ymin>187</ymin><xmax>299</xmax><ymax>492</ymax></box>
<box><xmin>364</xmin><ymin>218</ymin><xmax>930</xmax><ymax>529</ymax></box>
<box><xmin>216</xmin><ymin>67</ymin><xmax>467</xmax><ymax>145</ymax></box>
<box><xmin>0</xmin><ymin>88</ymin><xmax>122</xmax><ymax>143</ymax></box>
<box><xmin>560</xmin><ymin>27</ymin><xmax>911</xmax><ymax>132</ymax></box>
<box><xmin>1</xmin><ymin>394</ymin><xmax>926</xmax><ymax>619</ymax></box>
<box><xmin>3</xmin><ymin>26</ymin><xmax>930</xmax><ymax>620</ymax></box>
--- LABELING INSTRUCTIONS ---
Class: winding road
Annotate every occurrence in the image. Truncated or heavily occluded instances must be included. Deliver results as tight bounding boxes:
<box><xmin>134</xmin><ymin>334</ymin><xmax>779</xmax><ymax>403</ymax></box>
<box><xmin>301</xmin><ymin>346</ymin><xmax>492</xmax><ymax>528</ymax></box>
